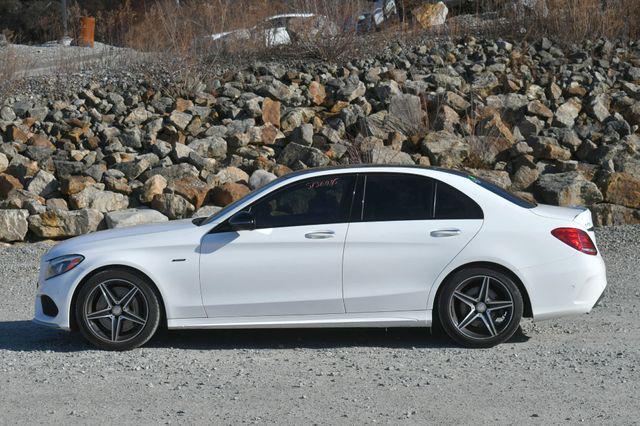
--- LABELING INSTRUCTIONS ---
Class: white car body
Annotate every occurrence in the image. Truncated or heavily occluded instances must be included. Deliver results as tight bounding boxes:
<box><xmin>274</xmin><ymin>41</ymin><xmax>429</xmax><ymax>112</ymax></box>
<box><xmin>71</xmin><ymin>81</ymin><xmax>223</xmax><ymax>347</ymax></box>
<box><xmin>209</xmin><ymin>13</ymin><xmax>317</xmax><ymax>47</ymax></box>
<box><xmin>34</xmin><ymin>166</ymin><xmax>607</xmax><ymax>332</ymax></box>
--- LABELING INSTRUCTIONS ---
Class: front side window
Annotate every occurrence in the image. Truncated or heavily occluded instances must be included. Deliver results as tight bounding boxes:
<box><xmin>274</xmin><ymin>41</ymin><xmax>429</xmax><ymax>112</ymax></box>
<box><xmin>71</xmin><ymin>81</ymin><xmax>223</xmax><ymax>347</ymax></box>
<box><xmin>250</xmin><ymin>174</ymin><xmax>356</xmax><ymax>229</ymax></box>
<box><xmin>361</xmin><ymin>173</ymin><xmax>434</xmax><ymax>222</ymax></box>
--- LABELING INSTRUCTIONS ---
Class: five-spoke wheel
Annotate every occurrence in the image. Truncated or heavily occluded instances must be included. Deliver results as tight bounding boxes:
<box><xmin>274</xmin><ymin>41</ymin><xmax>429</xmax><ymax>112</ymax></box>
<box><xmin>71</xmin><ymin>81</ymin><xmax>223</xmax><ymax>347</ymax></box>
<box><xmin>438</xmin><ymin>267</ymin><xmax>523</xmax><ymax>348</ymax></box>
<box><xmin>75</xmin><ymin>269</ymin><xmax>161</xmax><ymax>351</ymax></box>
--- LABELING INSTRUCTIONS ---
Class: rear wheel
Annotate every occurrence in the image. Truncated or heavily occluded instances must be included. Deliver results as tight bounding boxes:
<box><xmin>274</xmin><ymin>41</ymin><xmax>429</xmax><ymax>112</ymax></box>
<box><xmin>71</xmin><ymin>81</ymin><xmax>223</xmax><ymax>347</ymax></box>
<box><xmin>437</xmin><ymin>267</ymin><xmax>523</xmax><ymax>348</ymax></box>
<box><xmin>75</xmin><ymin>269</ymin><xmax>161</xmax><ymax>351</ymax></box>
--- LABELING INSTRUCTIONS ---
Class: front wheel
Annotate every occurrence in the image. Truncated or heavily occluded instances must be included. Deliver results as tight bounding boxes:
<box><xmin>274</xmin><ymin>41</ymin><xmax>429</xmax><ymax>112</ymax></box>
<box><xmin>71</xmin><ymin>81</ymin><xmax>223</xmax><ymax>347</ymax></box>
<box><xmin>437</xmin><ymin>267</ymin><xmax>523</xmax><ymax>348</ymax></box>
<box><xmin>75</xmin><ymin>269</ymin><xmax>161</xmax><ymax>351</ymax></box>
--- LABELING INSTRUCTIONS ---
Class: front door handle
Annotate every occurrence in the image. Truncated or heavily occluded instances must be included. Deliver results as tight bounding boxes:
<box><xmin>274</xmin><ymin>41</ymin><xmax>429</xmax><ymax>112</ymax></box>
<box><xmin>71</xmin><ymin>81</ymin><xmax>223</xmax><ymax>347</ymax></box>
<box><xmin>430</xmin><ymin>229</ymin><xmax>461</xmax><ymax>238</ymax></box>
<box><xmin>305</xmin><ymin>230</ymin><xmax>335</xmax><ymax>239</ymax></box>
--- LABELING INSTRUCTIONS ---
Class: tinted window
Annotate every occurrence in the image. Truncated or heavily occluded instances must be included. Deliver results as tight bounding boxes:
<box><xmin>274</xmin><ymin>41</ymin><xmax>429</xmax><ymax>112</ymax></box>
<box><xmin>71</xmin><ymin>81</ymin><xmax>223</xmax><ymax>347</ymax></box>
<box><xmin>361</xmin><ymin>174</ymin><xmax>434</xmax><ymax>222</ymax></box>
<box><xmin>435</xmin><ymin>181</ymin><xmax>483</xmax><ymax>220</ymax></box>
<box><xmin>249</xmin><ymin>175</ymin><xmax>356</xmax><ymax>229</ymax></box>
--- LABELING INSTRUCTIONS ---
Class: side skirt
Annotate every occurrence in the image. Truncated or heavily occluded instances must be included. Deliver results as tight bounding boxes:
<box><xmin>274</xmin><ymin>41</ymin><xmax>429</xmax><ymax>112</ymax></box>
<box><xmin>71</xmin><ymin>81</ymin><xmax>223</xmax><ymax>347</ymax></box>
<box><xmin>168</xmin><ymin>310</ymin><xmax>432</xmax><ymax>329</ymax></box>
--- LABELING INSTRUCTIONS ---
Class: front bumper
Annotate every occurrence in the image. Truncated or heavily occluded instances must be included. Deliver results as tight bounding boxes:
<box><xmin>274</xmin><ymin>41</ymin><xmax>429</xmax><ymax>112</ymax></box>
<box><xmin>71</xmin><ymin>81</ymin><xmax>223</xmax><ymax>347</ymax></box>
<box><xmin>33</xmin><ymin>261</ymin><xmax>87</xmax><ymax>331</ymax></box>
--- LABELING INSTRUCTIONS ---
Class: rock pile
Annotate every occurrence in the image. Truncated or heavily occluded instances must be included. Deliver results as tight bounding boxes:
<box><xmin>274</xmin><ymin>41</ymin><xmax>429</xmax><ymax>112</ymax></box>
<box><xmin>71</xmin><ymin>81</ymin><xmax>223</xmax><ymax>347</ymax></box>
<box><xmin>1</xmin><ymin>36</ymin><xmax>639</xmax><ymax>242</ymax></box>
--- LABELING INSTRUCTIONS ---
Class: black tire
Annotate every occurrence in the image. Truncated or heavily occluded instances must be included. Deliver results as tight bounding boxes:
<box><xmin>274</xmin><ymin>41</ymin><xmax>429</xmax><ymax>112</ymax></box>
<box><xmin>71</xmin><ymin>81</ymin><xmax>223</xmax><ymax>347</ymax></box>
<box><xmin>75</xmin><ymin>269</ymin><xmax>161</xmax><ymax>351</ymax></box>
<box><xmin>437</xmin><ymin>267</ymin><xmax>523</xmax><ymax>348</ymax></box>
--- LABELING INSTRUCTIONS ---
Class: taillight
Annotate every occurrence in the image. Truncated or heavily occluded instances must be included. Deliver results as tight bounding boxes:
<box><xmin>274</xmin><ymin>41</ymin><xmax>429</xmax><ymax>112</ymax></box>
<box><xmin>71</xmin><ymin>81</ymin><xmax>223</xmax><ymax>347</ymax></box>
<box><xmin>551</xmin><ymin>227</ymin><xmax>597</xmax><ymax>255</ymax></box>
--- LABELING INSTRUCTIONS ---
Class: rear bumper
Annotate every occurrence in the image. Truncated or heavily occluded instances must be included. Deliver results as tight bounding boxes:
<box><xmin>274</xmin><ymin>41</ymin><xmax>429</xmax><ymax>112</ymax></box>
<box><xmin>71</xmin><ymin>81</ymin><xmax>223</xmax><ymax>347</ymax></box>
<box><xmin>520</xmin><ymin>253</ymin><xmax>607</xmax><ymax>322</ymax></box>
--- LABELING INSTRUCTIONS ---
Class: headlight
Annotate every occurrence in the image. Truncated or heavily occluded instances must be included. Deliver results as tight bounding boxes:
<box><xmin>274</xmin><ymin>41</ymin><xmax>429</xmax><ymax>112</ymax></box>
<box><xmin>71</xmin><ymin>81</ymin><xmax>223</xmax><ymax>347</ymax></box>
<box><xmin>45</xmin><ymin>255</ymin><xmax>85</xmax><ymax>280</ymax></box>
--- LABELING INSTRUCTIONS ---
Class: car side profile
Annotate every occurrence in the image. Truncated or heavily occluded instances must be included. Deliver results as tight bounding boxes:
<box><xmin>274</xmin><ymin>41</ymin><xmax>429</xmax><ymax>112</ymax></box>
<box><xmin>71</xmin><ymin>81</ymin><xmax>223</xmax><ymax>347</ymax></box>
<box><xmin>34</xmin><ymin>166</ymin><xmax>607</xmax><ymax>350</ymax></box>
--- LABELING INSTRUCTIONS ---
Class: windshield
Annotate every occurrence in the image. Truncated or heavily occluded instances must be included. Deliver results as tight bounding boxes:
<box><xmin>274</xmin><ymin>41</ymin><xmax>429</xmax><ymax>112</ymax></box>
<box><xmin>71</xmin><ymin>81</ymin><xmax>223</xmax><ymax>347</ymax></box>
<box><xmin>200</xmin><ymin>175</ymin><xmax>286</xmax><ymax>226</ymax></box>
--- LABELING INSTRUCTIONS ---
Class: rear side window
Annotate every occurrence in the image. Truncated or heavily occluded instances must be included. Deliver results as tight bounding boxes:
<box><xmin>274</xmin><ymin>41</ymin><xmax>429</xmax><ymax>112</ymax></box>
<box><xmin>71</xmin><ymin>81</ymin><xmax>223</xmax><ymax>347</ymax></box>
<box><xmin>249</xmin><ymin>174</ymin><xmax>356</xmax><ymax>229</ymax></box>
<box><xmin>435</xmin><ymin>181</ymin><xmax>483</xmax><ymax>220</ymax></box>
<box><xmin>361</xmin><ymin>174</ymin><xmax>434</xmax><ymax>222</ymax></box>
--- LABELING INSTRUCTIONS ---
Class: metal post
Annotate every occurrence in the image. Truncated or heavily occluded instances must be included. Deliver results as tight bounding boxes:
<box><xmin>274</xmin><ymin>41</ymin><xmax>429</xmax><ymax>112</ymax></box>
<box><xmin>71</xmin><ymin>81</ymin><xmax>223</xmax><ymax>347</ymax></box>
<box><xmin>61</xmin><ymin>0</ymin><xmax>68</xmax><ymax>38</ymax></box>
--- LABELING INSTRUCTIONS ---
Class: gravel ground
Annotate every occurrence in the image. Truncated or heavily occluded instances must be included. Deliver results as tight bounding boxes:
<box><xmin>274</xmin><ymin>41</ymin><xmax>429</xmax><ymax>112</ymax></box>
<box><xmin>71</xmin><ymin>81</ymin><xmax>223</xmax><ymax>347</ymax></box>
<box><xmin>1</xmin><ymin>226</ymin><xmax>639</xmax><ymax>424</ymax></box>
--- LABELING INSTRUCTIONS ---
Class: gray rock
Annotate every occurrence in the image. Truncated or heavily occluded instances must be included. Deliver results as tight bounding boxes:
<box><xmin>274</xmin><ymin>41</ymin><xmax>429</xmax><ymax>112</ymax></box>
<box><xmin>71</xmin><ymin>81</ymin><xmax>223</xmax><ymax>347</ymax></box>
<box><xmin>69</xmin><ymin>186</ymin><xmax>129</xmax><ymax>212</ymax></box>
<box><xmin>188</xmin><ymin>137</ymin><xmax>227</xmax><ymax>160</ymax></box>
<box><xmin>105</xmin><ymin>208</ymin><xmax>169</xmax><ymax>229</ymax></box>
<box><xmin>169</xmin><ymin>110</ymin><xmax>193</xmax><ymax>130</ymax></box>
<box><xmin>290</xmin><ymin>124</ymin><xmax>314</xmax><ymax>146</ymax></box>
<box><xmin>150</xmin><ymin>194</ymin><xmax>195</xmax><ymax>219</ymax></box>
<box><xmin>26</xmin><ymin>170</ymin><xmax>59</xmax><ymax>198</ymax></box>
<box><xmin>0</xmin><ymin>209</ymin><xmax>29</xmax><ymax>242</ymax></box>
<box><xmin>421</xmin><ymin>131</ymin><xmax>469</xmax><ymax>168</ymax></box>
<box><xmin>536</xmin><ymin>172</ymin><xmax>603</xmax><ymax>206</ymax></box>
<box><xmin>368</xmin><ymin>146</ymin><xmax>414</xmax><ymax>165</ymax></box>
<box><xmin>554</xmin><ymin>98</ymin><xmax>582</xmax><ymax>128</ymax></box>
<box><xmin>337</xmin><ymin>76</ymin><xmax>366</xmax><ymax>101</ymax></box>
<box><xmin>279</xmin><ymin>142</ymin><xmax>331</xmax><ymax>168</ymax></box>
<box><xmin>193</xmin><ymin>205</ymin><xmax>223</xmax><ymax>218</ymax></box>
<box><xmin>249</xmin><ymin>169</ymin><xmax>278</xmax><ymax>190</ymax></box>
<box><xmin>0</xmin><ymin>106</ymin><xmax>17</xmax><ymax>121</ymax></box>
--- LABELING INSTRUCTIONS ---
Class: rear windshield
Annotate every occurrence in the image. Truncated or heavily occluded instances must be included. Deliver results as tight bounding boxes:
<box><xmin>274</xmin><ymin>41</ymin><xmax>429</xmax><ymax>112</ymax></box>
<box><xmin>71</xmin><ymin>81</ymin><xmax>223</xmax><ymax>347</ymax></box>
<box><xmin>467</xmin><ymin>174</ymin><xmax>537</xmax><ymax>209</ymax></box>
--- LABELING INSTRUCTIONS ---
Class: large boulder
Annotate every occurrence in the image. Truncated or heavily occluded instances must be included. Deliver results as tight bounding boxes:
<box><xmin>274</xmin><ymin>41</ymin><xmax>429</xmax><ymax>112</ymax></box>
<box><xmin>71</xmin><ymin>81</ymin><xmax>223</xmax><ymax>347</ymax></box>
<box><xmin>188</xmin><ymin>137</ymin><xmax>228</xmax><ymax>160</ymax></box>
<box><xmin>367</xmin><ymin>146</ymin><xmax>414</xmax><ymax>165</ymax></box>
<box><xmin>28</xmin><ymin>208</ymin><xmax>103</xmax><ymax>239</ymax></box>
<box><xmin>279</xmin><ymin>143</ymin><xmax>331</xmax><ymax>168</ymax></box>
<box><xmin>528</xmin><ymin>136</ymin><xmax>572</xmax><ymax>161</ymax></box>
<box><xmin>69</xmin><ymin>186</ymin><xmax>129</xmax><ymax>212</ymax></box>
<box><xmin>104</xmin><ymin>208</ymin><xmax>169</xmax><ymax>229</ymax></box>
<box><xmin>536</xmin><ymin>172</ymin><xmax>603</xmax><ymax>206</ymax></box>
<box><xmin>0</xmin><ymin>209</ymin><xmax>29</xmax><ymax>242</ymax></box>
<box><xmin>554</xmin><ymin>98</ymin><xmax>582</xmax><ymax>128</ymax></box>
<box><xmin>26</xmin><ymin>170</ymin><xmax>59</xmax><ymax>198</ymax></box>
<box><xmin>0</xmin><ymin>173</ymin><xmax>24</xmax><ymax>198</ymax></box>
<box><xmin>249</xmin><ymin>169</ymin><xmax>278</xmax><ymax>190</ymax></box>
<box><xmin>592</xmin><ymin>203</ymin><xmax>640</xmax><ymax>226</ymax></box>
<box><xmin>261</xmin><ymin>98</ymin><xmax>281</xmax><ymax>128</ymax></box>
<box><xmin>599</xmin><ymin>172</ymin><xmax>640</xmax><ymax>209</ymax></box>
<box><xmin>421</xmin><ymin>131</ymin><xmax>469</xmax><ymax>168</ymax></box>
<box><xmin>412</xmin><ymin>1</ymin><xmax>448</xmax><ymax>28</ymax></box>
<box><xmin>140</xmin><ymin>174</ymin><xmax>168</xmax><ymax>204</ymax></box>
<box><xmin>210</xmin><ymin>183</ymin><xmax>251</xmax><ymax>207</ymax></box>
<box><xmin>167</xmin><ymin>175</ymin><xmax>211</xmax><ymax>210</ymax></box>
<box><xmin>150</xmin><ymin>194</ymin><xmax>195</xmax><ymax>219</ymax></box>
<box><xmin>60</xmin><ymin>175</ymin><xmax>96</xmax><ymax>196</ymax></box>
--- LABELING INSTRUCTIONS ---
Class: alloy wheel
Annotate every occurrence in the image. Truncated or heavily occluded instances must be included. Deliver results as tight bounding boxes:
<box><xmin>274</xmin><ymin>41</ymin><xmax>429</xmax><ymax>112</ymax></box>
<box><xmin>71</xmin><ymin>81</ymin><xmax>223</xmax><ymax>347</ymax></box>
<box><xmin>449</xmin><ymin>275</ymin><xmax>515</xmax><ymax>340</ymax></box>
<box><xmin>83</xmin><ymin>279</ymin><xmax>148</xmax><ymax>343</ymax></box>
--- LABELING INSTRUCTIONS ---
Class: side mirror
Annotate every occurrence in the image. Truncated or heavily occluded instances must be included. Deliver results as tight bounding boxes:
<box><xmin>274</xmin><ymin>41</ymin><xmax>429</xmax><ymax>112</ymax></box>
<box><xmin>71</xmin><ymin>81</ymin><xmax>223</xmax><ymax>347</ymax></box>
<box><xmin>228</xmin><ymin>211</ymin><xmax>256</xmax><ymax>231</ymax></box>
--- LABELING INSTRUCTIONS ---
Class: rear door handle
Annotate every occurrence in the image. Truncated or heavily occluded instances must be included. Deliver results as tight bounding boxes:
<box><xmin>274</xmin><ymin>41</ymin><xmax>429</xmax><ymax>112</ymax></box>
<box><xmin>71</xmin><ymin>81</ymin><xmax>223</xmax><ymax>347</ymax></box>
<box><xmin>430</xmin><ymin>229</ymin><xmax>461</xmax><ymax>237</ymax></box>
<box><xmin>305</xmin><ymin>230</ymin><xmax>335</xmax><ymax>239</ymax></box>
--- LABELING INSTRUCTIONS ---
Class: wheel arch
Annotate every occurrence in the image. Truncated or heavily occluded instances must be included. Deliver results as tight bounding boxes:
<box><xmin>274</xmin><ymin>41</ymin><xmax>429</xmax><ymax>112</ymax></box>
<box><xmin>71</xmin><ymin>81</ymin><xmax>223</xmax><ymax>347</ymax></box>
<box><xmin>431</xmin><ymin>261</ymin><xmax>533</xmax><ymax>320</ymax></box>
<box><xmin>68</xmin><ymin>264</ymin><xmax>167</xmax><ymax>331</ymax></box>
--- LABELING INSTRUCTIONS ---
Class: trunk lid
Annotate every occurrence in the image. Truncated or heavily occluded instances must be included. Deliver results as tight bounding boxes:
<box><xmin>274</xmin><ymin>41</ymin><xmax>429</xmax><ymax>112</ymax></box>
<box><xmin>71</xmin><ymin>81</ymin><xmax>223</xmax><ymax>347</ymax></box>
<box><xmin>531</xmin><ymin>204</ymin><xmax>594</xmax><ymax>229</ymax></box>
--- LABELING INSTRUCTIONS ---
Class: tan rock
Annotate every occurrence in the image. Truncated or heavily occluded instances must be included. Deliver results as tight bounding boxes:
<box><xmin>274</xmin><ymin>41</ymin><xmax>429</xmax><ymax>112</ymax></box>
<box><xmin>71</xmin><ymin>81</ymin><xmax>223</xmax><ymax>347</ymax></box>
<box><xmin>601</xmin><ymin>172</ymin><xmax>640</xmax><ymax>209</ymax></box>
<box><xmin>308</xmin><ymin>81</ymin><xmax>326</xmax><ymax>105</ymax></box>
<box><xmin>262</xmin><ymin>98</ymin><xmax>282</xmax><ymax>128</ymax></box>
<box><xmin>28</xmin><ymin>208</ymin><xmax>103</xmax><ymax>239</ymax></box>
<box><xmin>168</xmin><ymin>175</ymin><xmax>210</xmax><ymax>210</ymax></box>
<box><xmin>60</xmin><ymin>175</ymin><xmax>96</xmax><ymax>196</ymax></box>
<box><xmin>0</xmin><ymin>173</ymin><xmax>24</xmax><ymax>199</ymax></box>
<box><xmin>140</xmin><ymin>174</ymin><xmax>168</xmax><ymax>204</ymax></box>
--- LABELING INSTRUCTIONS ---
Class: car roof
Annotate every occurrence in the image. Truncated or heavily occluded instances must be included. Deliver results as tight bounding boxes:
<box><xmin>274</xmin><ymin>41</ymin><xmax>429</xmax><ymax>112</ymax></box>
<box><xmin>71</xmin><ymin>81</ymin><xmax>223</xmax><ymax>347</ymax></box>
<box><xmin>279</xmin><ymin>164</ymin><xmax>471</xmax><ymax>179</ymax></box>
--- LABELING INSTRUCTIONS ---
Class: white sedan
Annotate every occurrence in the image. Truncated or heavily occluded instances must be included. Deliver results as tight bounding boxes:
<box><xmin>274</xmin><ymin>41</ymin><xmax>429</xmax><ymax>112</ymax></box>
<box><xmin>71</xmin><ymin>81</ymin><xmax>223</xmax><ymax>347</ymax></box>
<box><xmin>34</xmin><ymin>166</ymin><xmax>607</xmax><ymax>350</ymax></box>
